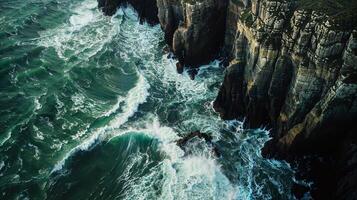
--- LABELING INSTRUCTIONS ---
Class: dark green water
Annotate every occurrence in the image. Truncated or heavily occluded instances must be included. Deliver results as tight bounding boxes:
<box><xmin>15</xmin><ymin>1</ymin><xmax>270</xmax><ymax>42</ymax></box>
<box><xmin>0</xmin><ymin>0</ymin><xmax>304</xmax><ymax>199</ymax></box>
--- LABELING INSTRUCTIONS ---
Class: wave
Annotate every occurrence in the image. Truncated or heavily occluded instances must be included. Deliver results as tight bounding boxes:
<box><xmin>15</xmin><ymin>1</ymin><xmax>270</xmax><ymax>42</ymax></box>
<box><xmin>36</xmin><ymin>0</ymin><xmax>122</xmax><ymax>63</ymax></box>
<box><xmin>0</xmin><ymin>130</ymin><xmax>12</xmax><ymax>147</ymax></box>
<box><xmin>106</xmin><ymin>117</ymin><xmax>235</xmax><ymax>200</ymax></box>
<box><xmin>51</xmin><ymin>73</ymin><xmax>150</xmax><ymax>173</ymax></box>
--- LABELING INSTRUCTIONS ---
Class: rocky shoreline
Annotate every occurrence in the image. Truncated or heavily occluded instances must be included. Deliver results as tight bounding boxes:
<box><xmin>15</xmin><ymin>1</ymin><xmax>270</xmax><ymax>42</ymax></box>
<box><xmin>97</xmin><ymin>0</ymin><xmax>357</xmax><ymax>199</ymax></box>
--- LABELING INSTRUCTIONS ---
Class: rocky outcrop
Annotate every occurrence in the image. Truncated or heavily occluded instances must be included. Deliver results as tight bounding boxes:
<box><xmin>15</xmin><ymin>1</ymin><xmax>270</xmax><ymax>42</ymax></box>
<box><xmin>98</xmin><ymin>0</ymin><xmax>228</xmax><ymax>68</ymax></box>
<box><xmin>176</xmin><ymin>131</ymin><xmax>221</xmax><ymax>157</ymax></box>
<box><xmin>214</xmin><ymin>0</ymin><xmax>357</xmax><ymax>198</ymax></box>
<box><xmin>214</xmin><ymin>0</ymin><xmax>357</xmax><ymax>156</ymax></box>
<box><xmin>97</xmin><ymin>0</ymin><xmax>357</xmax><ymax>198</ymax></box>
<box><xmin>98</xmin><ymin>0</ymin><xmax>159</xmax><ymax>24</ymax></box>
<box><xmin>158</xmin><ymin>0</ymin><xmax>228</xmax><ymax>66</ymax></box>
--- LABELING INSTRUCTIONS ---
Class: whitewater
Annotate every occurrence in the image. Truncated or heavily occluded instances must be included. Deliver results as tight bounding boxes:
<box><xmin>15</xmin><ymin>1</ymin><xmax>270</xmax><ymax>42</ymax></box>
<box><xmin>0</xmin><ymin>0</ymin><xmax>308</xmax><ymax>199</ymax></box>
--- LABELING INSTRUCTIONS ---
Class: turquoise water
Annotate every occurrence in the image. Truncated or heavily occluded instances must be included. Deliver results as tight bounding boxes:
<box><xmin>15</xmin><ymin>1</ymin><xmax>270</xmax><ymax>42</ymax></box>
<box><xmin>0</xmin><ymin>0</ymin><xmax>299</xmax><ymax>199</ymax></box>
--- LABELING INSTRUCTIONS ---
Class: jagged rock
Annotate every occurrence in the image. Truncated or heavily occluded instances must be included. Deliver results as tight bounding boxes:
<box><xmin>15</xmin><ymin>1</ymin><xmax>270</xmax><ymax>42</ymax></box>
<box><xmin>98</xmin><ymin>0</ymin><xmax>228</xmax><ymax>67</ymax></box>
<box><xmin>98</xmin><ymin>0</ymin><xmax>159</xmax><ymax>24</ymax></box>
<box><xmin>169</xmin><ymin>0</ymin><xmax>228</xmax><ymax>66</ymax></box>
<box><xmin>213</xmin><ymin>61</ymin><xmax>245</xmax><ymax>119</ymax></box>
<box><xmin>97</xmin><ymin>0</ymin><xmax>121</xmax><ymax>15</ymax></box>
<box><xmin>96</xmin><ymin>0</ymin><xmax>357</xmax><ymax>198</ymax></box>
<box><xmin>176</xmin><ymin>131</ymin><xmax>213</xmax><ymax>147</ymax></box>
<box><xmin>214</xmin><ymin>0</ymin><xmax>357</xmax><ymax>198</ymax></box>
<box><xmin>176</xmin><ymin>62</ymin><xmax>183</xmax><ymax>73</ymax></box>
<box><xmin>215</xmin><ymin>0</ymin><xmax>357</xmax><ymax>155</ymax></box>
<box><xmin>176</xmin><ymin>131</ymin><xmax>220</xmax><ymax>157</ymax></box>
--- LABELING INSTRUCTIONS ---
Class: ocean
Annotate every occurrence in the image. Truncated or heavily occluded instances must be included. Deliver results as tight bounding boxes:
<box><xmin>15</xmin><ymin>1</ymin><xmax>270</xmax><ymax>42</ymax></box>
<box><xmin>0</xmin><ymin>0</ymin><xmax>300</xmax><ymax>199</ymax></box>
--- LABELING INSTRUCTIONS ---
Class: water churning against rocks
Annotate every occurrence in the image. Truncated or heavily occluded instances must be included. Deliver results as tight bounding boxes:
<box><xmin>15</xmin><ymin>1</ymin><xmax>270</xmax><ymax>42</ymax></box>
<box><xmin>0</xmin><ymin>0</ymin><xmax>304</xmax><ymax>199</ymax></box>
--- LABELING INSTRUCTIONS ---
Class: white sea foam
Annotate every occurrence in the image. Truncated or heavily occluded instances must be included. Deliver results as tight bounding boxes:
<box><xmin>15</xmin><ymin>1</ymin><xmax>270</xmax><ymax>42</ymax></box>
<box><xmin>28</xmin><ymin>143</ymin><xmax>40</xmax><ymax>160</ymax></box>
<box><xmin>34</xmin><ymin>97</ymin><xmax>42</xmax><ymax>110</ymax></box>
<box><xmin>0</xmin><ymin>130</ymin><xmax>12</xmax><ymax>147</ymax></box>
<box><xmin>33</xmin><ymin>125</ymin><xmax>44</xmax><ymax>141</ymax></box>
<box><xmin>37</xmin><ymin>0</ymin><xmax>122</xmax><ymax>63</ymax></box>
<box><xmin>51</xmin><ymin>73</ymin><xmax>150</xmax><ymax>173</ymax></box>
<box><xmin>69</xmin><ymin>0</ymin><xmax>97</xmax><ymax>28</ymax></box>
<box><xmin>100</xmin><ymin>96</ymin><xmax>125</xmax><ymax>117</ymax></box>
<box><xmin>0</xmin><ymin>161</ymin><xmax>5</xmax><ymax>171</ymax></box>
<box><xmin>47</xmin><ymin>4</ymin><xmax>297</xmax><ymax>199</ymax></box>
<box><xmin>106</xmin><ymin>118</ymin><xmax>235</xmax><ymax>200</ymax></box>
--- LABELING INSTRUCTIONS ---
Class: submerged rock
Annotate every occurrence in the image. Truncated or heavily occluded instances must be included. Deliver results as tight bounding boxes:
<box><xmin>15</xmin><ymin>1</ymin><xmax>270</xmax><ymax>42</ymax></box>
<box><xmin>176</xmin><ymin>62</ymin><xmax>183</xmax><ymax>74</ymax></box>
<box><xmin>176</xmin><ymin>131</ymin><xmax>220</xmax><ymax>157</ymax></box>
<box><xmin>96</xmin><ymin>0</ymin><xmax>357</xmax><ymax>198</ymax></box>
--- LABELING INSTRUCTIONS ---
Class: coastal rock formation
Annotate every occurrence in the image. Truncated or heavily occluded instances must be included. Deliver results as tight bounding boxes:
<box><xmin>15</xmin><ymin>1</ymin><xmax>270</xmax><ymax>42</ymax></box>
<box><xmin>96</xmin><ymin>0</ymin><xmax>357</xmax><ymax>198</ymax></box>
<box><xmin>213</xmin><ymin>0</ymin><xmax>357</xmax><ymax>198</ymax></box>
<box><xmin>98</xmin><ymin>0</ymin><xmax>159</xmax><ymax>24</ymax></box>
<box><xmin>176</xmin><ymin>131</ymin><xmax>221</xmax><ymax>157</ymax></box>
<box><xmin>157</xmin><ymin>0</ymin><xmax>228</xmax><ymax>66</ymax></box>
<box><xmin>214</xmin><ymin>0</ymin><xmax>357</xmax><ymax>157</ymax></box>
<box><xmin>98</xmin><ymin>0</ymin><xmax>228</xmax><ymax>67</ymax></box>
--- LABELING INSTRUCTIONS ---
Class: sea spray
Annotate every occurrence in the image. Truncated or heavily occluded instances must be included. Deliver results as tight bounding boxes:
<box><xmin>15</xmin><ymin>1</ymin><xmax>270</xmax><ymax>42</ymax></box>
<box><xmin>51</xmin><ymin>73</ymin><xmax>149</xmax><ymax>173</ymax></box>
<box><xmin>0</xmin><ymin>1</ymin><xmax>300</xmax><ymax>199</ymax></box>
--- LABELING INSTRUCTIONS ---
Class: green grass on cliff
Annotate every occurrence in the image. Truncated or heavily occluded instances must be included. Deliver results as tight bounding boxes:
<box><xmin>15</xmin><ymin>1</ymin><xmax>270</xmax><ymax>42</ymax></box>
<box><xmin>182</xmin><ymin>0</ymin><xmax>205</xmax><ymax>5</ymax></box>
<box><xmin>297</xmin><ymin>0</ymin><xmax>357</xmax><ymax>29</ymax></box>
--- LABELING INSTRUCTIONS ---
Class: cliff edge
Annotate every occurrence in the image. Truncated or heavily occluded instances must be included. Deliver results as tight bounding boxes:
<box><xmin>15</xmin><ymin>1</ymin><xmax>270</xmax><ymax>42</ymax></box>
<box><xmin>97</xmin><ymin>0</ymin><xmax>357</xmax><ymax>198</ymax></box>
<box><xmin>214</xmin><ymin>0</ymin><xmax>357</xmax><ymax>198</ymax></box>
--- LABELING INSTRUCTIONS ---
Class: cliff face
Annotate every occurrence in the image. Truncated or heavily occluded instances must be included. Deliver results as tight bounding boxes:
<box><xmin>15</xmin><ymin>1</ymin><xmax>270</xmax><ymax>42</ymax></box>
<box><xmin>214</xmin><ymin>0</ymin><xmax>357</xmax><ymax>156</ymax></box>
<box><xmin>157</xmin><ymin>0</ymin><xmax>228</xmax><ymax>66</ymax></box>
<box><xmin>214</xmin><ymin>0</ymin><xmax>357</xmax><ymax>198</ymax></box>
<box><xmin>96</xmin><ymin>0</ymin><xmax>357</xmax><ymax>198</ymax></box>
<box><xmin>98</xmin><ymin>0</ymin><xmax>159</xmax><ymax>24</ymax></box>
<box><xmin>98</xmin><ymin>0</ymin><xmax>228</xmax><ymax>68</ymax></box>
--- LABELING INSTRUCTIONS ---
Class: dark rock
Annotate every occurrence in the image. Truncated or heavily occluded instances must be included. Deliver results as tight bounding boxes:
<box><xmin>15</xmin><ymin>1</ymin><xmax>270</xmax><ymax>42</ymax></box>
<box><xmin>176</xmin><ymin>131</ymin><xmax>213</xmax><ymax>148</ymax></box>
<box><xmin>214</xmin><ymin>62</ymin><xmax>245</xmax><ymax>120</ymax></box>
<box><xmin>215</xmin><ymin>0</ymin><xmax>357</xmax><ymax>156</ymax></box>
<box><xmin>97</xmin><ymin>0</ymin><xmax>159</xmax><ymax>25</ymax></box>
<box><xmin>97</xmin><ymin>0</ymin><xmax>121</xmax><ymax>16</ymax></box>
<box><xmin>157</xmin><ymin>0</ymin><xmax>229</xmax><ymax>68</ymax></box>
<box><xmin>176</xmin><ymin>131</ymin><xmax>220</xmax><ymax>157</ymax></box>
<box><xmin>187</xmin><ymin>68</ymin><xmax>198</xmax><ymax>80</ymax></box>
<box><xmin>127</xmin><ymin>0</ymin><xmax>159</xmax><ymax>25</ymax></box>
<box><xmin>215</xmin><ymin>1</ymin><xmax>357</xmax><ymax>199</ymax></box>
<box><xmin>176</xmin><ymin>62</ymin><xmax>183</xmax><ymax>74</ymax></box>
<box><xmin>292</xmin><ymin>183</ymin><xmax>310</xmax><ymax>199</ymax></box>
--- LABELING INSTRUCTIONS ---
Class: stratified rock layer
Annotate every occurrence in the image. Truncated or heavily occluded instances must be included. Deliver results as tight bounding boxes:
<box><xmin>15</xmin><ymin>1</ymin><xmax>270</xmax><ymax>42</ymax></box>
<box><xmin>213</xmin><ymin>0</ymin><xmax>357</xmax><ymax>198</ymax></box>
<box><xmin>96</xmin><ymin>0</ymin><xmax>357</xmax><ymax>198</ymax></box>
<box><xmin>158</xmin><ymin>0</ymin><xmax>228</xmax><ymax>65</ymax></box>
<box><xmin>215</xmin><ymin>0</ymin><xmax>357</xmax><ymax>156</ymax></box>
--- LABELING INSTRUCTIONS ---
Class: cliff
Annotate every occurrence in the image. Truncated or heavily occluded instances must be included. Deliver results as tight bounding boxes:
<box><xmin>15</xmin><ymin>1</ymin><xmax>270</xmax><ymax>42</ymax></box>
<box><xmin>98</xmin><ymin>0</ymin><xmax>159</xmax><ymax>24</ymax></box>
<box><xmin>99</xmin><ymin>0</ymin><xmax>228</xmax><ymax>70</ymax></box>
<box><xmin>157</xmin><ymin>0</ymin><xmax>228</xmax><ymax>67</ymax></box>
<box><xmin>215</xmin><ymin>0</ymin><xmax>357</xmax><ymax>155</ymax></box>
<box><xmin>213</xmin><ymin>0</ymin><xmax>357</xmax><ymax>198</ymax></box>
<box><xmin>96</xmin><ymin>0</ymin><xmax>357</xmax><ymax>198</ymax></box>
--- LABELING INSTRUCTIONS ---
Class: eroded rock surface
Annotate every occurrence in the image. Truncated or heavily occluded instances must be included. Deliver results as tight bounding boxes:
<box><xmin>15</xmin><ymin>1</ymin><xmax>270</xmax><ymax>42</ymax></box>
<box><xmin>176</xmin><ymin>131</ymin><xmax>221</xmax><ymax>157</ymax></box>
<box><xmin>214</xmin><ymin>0</ymin><xmax>357</xmax><ymax>157</ymax></box>
<box><xmin>158</xmin><ymin>0</ymin><xmax>229</xmax><ymax>66</ymax></box>
<box><xmin>214</xmin><ymin>0</ymin><xmax>357</xmax><ymax>198</ymax></box>
<box><xmin>98</xmin><ymin>0</ymin><xmax>159</xmax><ymax>24</ymax></box>
<box><xmin>98</xmin><ymin>0</ymin><xmax>228</xmax><ymax>67</ymax></box>
<box><xmin>96</xmin><ymin>0</ymin><xmax>357</xmax><ymax>198</ymax></box>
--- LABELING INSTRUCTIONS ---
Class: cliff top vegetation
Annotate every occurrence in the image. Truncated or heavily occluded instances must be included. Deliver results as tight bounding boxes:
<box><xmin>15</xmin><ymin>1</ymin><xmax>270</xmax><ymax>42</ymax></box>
<box><xmin>297</xmin><ymin>0</ymin><xmax>357</xmax><ymax>29</ymax></box>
